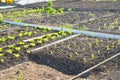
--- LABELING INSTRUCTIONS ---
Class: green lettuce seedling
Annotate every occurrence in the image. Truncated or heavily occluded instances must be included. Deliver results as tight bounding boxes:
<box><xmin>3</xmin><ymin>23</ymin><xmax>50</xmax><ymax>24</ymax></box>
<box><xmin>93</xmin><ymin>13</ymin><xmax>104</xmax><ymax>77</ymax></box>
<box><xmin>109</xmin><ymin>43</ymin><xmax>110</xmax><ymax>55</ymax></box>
<box><xmin>0</xmin><ymin>53</ymin><xmax>4</xmax><ymax>57</ymax></box>
<box><xmin>13</xmin><ymin>54</ymin><xmax>20</xmax><ymax>58</ymax></box>
<box><xmin>0</xmin><ymin>48</ymin><xmax>2</xmax><ymax>52</ymax></box>
<box><xmin>0</xmin><ymin>13</ymin><xmax>3</xmax><ymax>23</ymax></box>
<box><xmin>8</xmin><ymin>45</ymin><xmax>14</xmax><ymax>49</ymax></box>
<box><xmin>24</xmin><ymin>45</ymin><xmax>29</xmax><ymax>49</ymax></box>
<box><xmin>0</xmin><ymin>37</ymin><xmax>6</xmax><ymax>43</ymax></box>
<box><xmin>6</xmin><ymin>49</ymin><xmax>13</xmax><ymax>54</ymax></box>
<box><xmin>15</xmin><ymin>47</ymin><xmax>21</xmax><ymax>51</ymax></box>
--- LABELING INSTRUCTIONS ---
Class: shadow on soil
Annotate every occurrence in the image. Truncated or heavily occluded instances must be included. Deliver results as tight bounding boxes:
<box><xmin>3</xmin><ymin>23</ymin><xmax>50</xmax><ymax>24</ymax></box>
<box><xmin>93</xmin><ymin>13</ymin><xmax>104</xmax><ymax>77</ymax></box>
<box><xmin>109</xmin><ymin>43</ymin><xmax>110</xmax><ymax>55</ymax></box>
<box><xmin>29</xmin><ymin>52</ymin><xmax>91</xmax><ymax>77</ymax></box>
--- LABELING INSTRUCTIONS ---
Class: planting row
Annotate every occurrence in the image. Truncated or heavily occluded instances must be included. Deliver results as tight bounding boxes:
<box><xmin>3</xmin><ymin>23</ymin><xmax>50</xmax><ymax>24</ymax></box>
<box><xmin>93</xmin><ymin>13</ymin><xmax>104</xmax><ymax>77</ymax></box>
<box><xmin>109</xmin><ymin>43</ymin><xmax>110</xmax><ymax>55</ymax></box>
<box><xmin>3</xmin><ymin>8</ymin><xmax>115</xmax><ymax>26</ymax></box>
<box><xmin>0</xmin><ymin>25</ymin><xmax>53</xmax><ymax>47</ymax></box>
<box><xmin>82</xmin><ymin>13</ymin><xmax>120</xmax><ymax>33</ymax></box>
<box><xmin>2</xmin><ymin>1</ymin><xmax>116</xmax><ymax>28</ymax></box>
<box><xmin>31</xmin><ymin>34</ymin><xmax>120</xmax><ymax>75</ymax></box>
<box><xmin>3</xmin><ymin>8</ymin><xmax>119</xmax><ymax>34</ymax></box>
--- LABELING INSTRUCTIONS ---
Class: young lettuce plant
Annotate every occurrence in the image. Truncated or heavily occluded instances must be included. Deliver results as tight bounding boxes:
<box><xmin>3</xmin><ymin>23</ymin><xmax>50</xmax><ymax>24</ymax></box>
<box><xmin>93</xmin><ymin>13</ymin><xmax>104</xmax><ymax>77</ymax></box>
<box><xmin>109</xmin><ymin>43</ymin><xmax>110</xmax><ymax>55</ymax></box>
<box><xmin>24</xmin><ymin>45</ymin><xmax>29</xmax><ymax>49</ymax></box>
<box><xmin>67</xmin><ymin>44</ymin><xmax>71</xmax><ymax>49</ymax></box>
<box><xmin>24</xmin><ymin>32</ymin><xmax>32</xmax><ymax>37</ymax></box>
<box><xmin>0</xmin><ymin>37</ymin><xmax>6</xmax><ymax>43</ymax></box>
<box><xmin>47</xmin><ymin>28</ymin><xmax>52</xmax><ymax>31</ymax></box>
<box><xmin>6</xmin><ymin>49</ymin><xmax>13</xmax><ymax>54</ymax></box>
<box><xmin>95</xmin><ymin>39</ymin><xmax>99</xmax><ymax>45</ymax></box>
<box><xmin>97</xmin><ymin>50</ymin><xmax>101</xmax><ymax>55</ymax></box>
<box><xmin>83</xmin><ymin>57</ymin><xmax>87</xmax><ymax>63</ymax></box>
<box><xmin>59</xmin><ymin>30</ymin><xmax>66</xmax><ymax>36</ymax></box>
<box><xmin>13</xmin><ymin>54</ymin><xmax>20</xmax><ymax>58</ymax></box>
<box><xmin>88</xmin><ymin>42</ymin><xmax>92</xmax><ymax>49</ymax></box>
<box><xmin>0</xmin><ymin>48</ymin><xmax>3</xmax><ymax>53</ymax></box>
<box><xmin>33</xmin><ymin>31</ymin><xmax>37</xmax><ymax>35</ymax></box>
<box><xmin>37</xmin><ymin>40</ymin><xmax>42</xmax><ymax>45</ymax></box>
<box><xmin>50</xmin><ymin>51</ymin><xmax>54</xmax><ymax>55</ymax></box>
<box><xmin>37</xmin><ymin>37</ymin><xmax>42</xmax><ymax>41</ymax></box>
<box><xmin>69</xmin><ymin>54</ymin><xmax>73</xmax><ymax>59</ymax></box>
<box><xmin>15</xmin><ymin>47</ymin><xmax>21</xmax><ymax>52</ymax></box>
<box><xmin>57</xmin><ymin>8</ymin><xmax>64</xmax><ymax>14</ymax></box>
<box><xmin>18</xmin><ymin>41</ymin><xmax>25</xmax><ymax>46</ymax></box>
<box><xmin>0</xmin><ymin>13</ymin><xmax>3</xmax><ymax>23</ymax></box>
<box><xmin>30</xmin><ymin>43</ymin><xmax>36</xmax><ymax>47</ymax></box>
<box><xmin>7</xmin><ymin>35</ymin><xmax>15</xmax><ymax>40</ymax></box>
<box><xmin>18</xmin><ymin>32</ymin><xmax>23</xmax><ymax>38</ymax></box>
<box><xmin>29</xmin><ymin>39</ymin><xmax>35</xmax><ymax>43</ymax></box>
<box><xmin>52</xmin><ymin>33</ymin><xmax>59</xmax><ymax>37</ymax></box>
<box><xmin>91</xmin><ymin>53</ymin><xmax>95</xmax><ymax>60</ymax></box>
<box><xmin>0</xmin><ymin>53</ymin><xmax>4</xmax><ymax>57</ymax></box>
<box><xmin>51</xmin><ymin>36</ymin><xmax>56</xmax><ymax>40</ymax></box>
<box><xmin>43</xmin><ymin>37</ymin><xmax>49</xmax><ymax>42</ymax></box>
<box><xmin>8</xmin><ymin>45</ymin><xmax>15</xmax><ymax>49</ymax></box>
<box><xmin>45</xmin><ymin>34</ymin><xmax>51</xmax><ymax>38</ymax></box>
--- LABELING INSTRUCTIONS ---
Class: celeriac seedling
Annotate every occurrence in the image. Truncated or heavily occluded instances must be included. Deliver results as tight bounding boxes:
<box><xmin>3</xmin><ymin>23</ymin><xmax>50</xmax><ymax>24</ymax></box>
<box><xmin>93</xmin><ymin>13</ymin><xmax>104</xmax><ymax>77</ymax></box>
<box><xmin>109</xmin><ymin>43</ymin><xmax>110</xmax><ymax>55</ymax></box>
<box><xmin>0</xmin><ymin>59</ymin><xmax>4</xmax><ymax>63</ymax></box>
<box><xmin>18</xmin><ymin>33</ymin><xmax>23</xmax><ymax>38</ymax></box>
<box><xmin>26</xmin><ymin>50</ymin><xmax>31</xmax><ymax>54</ymax></box>
<box><xmin>83</xmin><ymin>57</ymin><xmax>87</xmax><ymax>63</ymax></box>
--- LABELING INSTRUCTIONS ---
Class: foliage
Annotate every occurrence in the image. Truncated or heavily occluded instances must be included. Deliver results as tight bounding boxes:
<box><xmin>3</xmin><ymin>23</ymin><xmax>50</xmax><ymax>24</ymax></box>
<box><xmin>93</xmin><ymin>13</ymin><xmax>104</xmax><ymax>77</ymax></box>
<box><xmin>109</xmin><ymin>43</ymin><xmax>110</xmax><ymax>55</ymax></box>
<box><xmin>0</xmin><ymin>13</ymin><xmax>3</xmax><ymax>23</ymax></box>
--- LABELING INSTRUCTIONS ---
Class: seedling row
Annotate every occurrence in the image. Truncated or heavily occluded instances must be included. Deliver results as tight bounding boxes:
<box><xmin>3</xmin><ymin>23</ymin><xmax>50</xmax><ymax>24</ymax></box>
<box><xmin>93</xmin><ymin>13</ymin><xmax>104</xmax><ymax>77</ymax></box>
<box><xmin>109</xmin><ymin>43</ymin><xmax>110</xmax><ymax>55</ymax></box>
<box><xmin>31</xmin><ymin>34</ymin><xmax>120</xmax><ymax>75</ymax></box>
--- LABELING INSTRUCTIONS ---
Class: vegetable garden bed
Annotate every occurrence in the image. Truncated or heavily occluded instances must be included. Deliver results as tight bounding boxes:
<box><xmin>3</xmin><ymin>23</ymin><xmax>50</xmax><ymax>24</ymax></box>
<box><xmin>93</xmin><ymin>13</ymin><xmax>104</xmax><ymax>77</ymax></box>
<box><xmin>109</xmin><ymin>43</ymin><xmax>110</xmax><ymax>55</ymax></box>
<box><xmin>0</xmin><ymin>23</ymin><xmax>73</xmax><ymax>70</ymax></box>
<box><xmin>2</xmin><ymin>6</ymin><xmax>120</xmax><ymax>34</ymax></box>
<box><xmin>30</xmin><ymin>34</ymin><xmax>120</xmax><ymax>75</ymax></box>
<box><xmin>0</xmin><ymin>1</ymin><xmax>120</xmax><ymax>79</ymax></box>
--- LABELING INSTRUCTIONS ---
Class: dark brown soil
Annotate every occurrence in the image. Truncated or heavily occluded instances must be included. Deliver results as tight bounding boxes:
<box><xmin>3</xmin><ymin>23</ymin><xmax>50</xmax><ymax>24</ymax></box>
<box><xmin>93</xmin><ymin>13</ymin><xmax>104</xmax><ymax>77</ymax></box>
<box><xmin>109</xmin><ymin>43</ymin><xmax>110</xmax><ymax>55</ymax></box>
<box><xmin>103</xmin><ymin>70</ymin><xmax>120</xmax><ymax>80</ymax></box>
<box><xmin>30</xmin><ymin>35</ymin><xmax>120</xmax><ymax>76</ymax></box>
